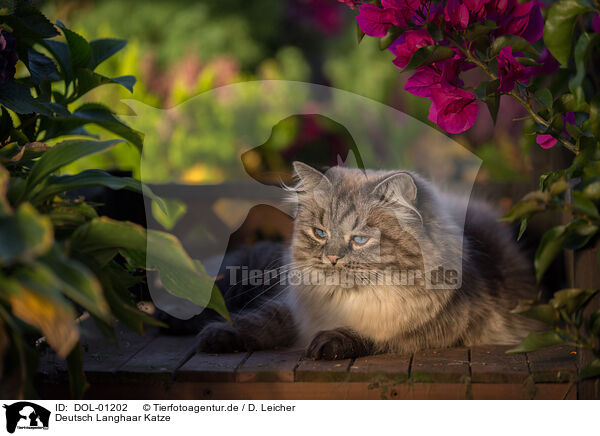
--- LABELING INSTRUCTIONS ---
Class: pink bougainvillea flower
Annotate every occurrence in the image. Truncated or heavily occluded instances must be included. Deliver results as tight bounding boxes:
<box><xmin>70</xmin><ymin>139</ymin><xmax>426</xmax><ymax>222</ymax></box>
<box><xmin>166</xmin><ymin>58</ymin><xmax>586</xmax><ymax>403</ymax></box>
<box><xmin>463</xmin><ymin>0</ymin><xmax>490</xmax><ymax>17</ymax></box>
<box><xmin>497</xmin><ymin>46</ymin><xmax>531</xmax><ymax>92</ymax></box>
<box><xmin>500</xmin><ymin>0</ymin><xmax>543</xmax><ymax>42</ymax></box>
<box><xmin>389</xmin><ymin>29</ymin><xmax>434</xmax><ymax>69</ymax></box>
<box><xmin>486</xmin><ymin>0</ymin><xmax>509</xmax><ymax>16</ymax></box>
<box><xmin>444</xmin><ymin>0</ymin><xmax>469</xmax><ymax>29</ymax></box>
<box><xmin>382</xmin><ymin>0</ymin><xmax>422</xmax><ymax>26</ymax></box>
<box><xmin>593</xmin><ymin>14</ymin><xmax>600</xmax><ymax>33</ymax></box>
<box><xmin>536</xmin><ymin>134</ymin><xmax>557</xmax><ymax>149</ymax></box>
<box><xmin>530</xmin><ymin>47</ymin><xmax>559</xmax><ymax>76</ymax></box>
<box><xmin>356</xmin><ymin>4</ymin><xmax>396</xmax><ymax>37</ymax></box>
<box><xmin>428</xmin><ymin>86</ymin><xmax>479</xmax><ymax>134</ymax></box>
<box><xmin>405</xmin><ymin>66</ymin><xmax>442</xmax><ymax>97</ymax></box>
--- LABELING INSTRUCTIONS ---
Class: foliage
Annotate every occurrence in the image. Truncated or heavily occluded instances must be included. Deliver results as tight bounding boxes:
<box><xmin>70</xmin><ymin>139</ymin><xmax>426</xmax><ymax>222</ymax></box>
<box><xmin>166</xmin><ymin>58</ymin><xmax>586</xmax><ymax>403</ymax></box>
<box><xmin>336</xmin><ymin>0</ymin><xmax>600</xmax><ymax>377</ymax></box>
<box><xmin>0</xmin><ymin>1</ymin><xmax>227</xmax><ymax>399</ymax></box>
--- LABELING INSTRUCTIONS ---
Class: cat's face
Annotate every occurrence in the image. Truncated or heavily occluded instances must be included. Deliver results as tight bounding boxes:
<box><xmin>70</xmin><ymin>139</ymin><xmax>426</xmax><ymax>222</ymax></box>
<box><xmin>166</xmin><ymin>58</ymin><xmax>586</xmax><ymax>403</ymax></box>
<box><xmin>289</xmin><ymin>162</ymin><xmax>425</xmax><ymax>283</ymax></box>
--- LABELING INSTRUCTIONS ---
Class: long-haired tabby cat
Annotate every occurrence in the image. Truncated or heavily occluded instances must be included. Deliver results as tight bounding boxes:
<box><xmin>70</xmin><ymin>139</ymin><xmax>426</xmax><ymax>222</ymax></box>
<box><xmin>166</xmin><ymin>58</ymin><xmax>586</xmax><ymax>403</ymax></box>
<box><xmin>170</xmin><ymin>162</ymin><xmax>542</xmax><ymax>360</ymax></box>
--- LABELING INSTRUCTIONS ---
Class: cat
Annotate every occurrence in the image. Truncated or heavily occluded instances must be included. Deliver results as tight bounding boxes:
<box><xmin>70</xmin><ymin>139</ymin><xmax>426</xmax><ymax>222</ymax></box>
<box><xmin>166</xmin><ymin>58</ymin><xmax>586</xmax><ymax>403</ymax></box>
<box><xmin>177</xmin><ymin>162</ymin><xmax>542</xmax><ymax>360</ymax></box>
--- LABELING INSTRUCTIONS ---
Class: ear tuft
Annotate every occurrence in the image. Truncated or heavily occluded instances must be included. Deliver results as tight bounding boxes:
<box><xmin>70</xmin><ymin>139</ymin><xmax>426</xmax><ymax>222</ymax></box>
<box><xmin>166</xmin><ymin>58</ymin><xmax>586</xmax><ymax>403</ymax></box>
<box><xmin>372</xmin><ymin>172</ymin><xmax>417</xmax><ymax>203</ymax></box>
<box><xmin>292</xmin><ymin>161</ymin><xmax>331</xmax><ymax>191</ymax></box>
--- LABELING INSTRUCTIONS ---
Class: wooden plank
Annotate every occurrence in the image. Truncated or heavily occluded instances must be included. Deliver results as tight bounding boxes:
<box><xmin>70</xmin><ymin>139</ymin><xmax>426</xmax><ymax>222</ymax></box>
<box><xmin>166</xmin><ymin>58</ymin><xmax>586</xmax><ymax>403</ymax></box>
<box><xmin>470</xmin><ymin>345</ymin><xmax>529</xmax><ymax>383</ymax></box>
<box><xmin>410</xmin><ymin>348</ymin><xmax>469</xmax><ymax>383</ymax></box>
<box><xmin>534</xmin><ymin>383</ymin><xmax>577</xmax><ymax>400</ymax></box>
<box><xmin>471</xmin><ymin>384</ymin><xmax>529</xmax><ymax>400</ymax></box>
<box><xmin>527</xmin><ymin>345</ymin><xmax>577</xmax><ymax>383</ymax></box>
<box><xmin>348</xmin><ymin>353</ymin><xmax>411</xmax><ymax>383</ymax></box>
<box><xmin>236</xmin><ymin>349</ymin><xmax>304</xmax><ymax>383</ymax></box>
<box><xmin>295</xmin><ymin>358</ymin><xmax>352</xmax><ymax>382</ymax></box>
<box><xmin>118</xmin><ymin>335</ymin><xmax>197</xmax><ymax>381</ymax></box>
<box><xmin>36</xmin><ymin>320</ymin><xmax>158</xmax><ymax>382</ymax></box>
<box><xmin>177</xmin><ymin>351</ymin><xmax>249</xmax><ymax>382</ymax></box>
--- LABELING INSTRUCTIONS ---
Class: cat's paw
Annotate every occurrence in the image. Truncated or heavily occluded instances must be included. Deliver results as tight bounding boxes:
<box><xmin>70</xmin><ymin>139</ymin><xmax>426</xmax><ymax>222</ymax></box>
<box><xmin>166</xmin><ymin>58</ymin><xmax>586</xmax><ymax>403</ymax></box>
<box><xmin>195</xmin><ymin>322</ymin><xmax>246</xmax><ymax>353</ymax></box>
<box><xmin>306</xmin><ymin>329</ymin><xmax>364</xmax><ymax>360</ymax></box>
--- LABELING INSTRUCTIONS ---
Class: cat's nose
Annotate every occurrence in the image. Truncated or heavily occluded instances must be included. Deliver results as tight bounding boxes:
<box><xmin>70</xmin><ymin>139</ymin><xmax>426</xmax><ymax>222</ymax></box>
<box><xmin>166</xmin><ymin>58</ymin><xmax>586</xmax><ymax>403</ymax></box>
<box><xmin>327</xmin><ymin>255</ymin><xmax>341</xmax><ymax>265</ymax></box>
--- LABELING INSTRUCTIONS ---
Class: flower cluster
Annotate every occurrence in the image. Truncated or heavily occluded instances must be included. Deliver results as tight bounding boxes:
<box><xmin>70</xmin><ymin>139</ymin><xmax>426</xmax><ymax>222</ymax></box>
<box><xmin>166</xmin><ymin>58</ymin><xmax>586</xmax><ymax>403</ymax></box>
<box><xmin>340</xmin><ymin>0</ymin><xmax>545</xmax><ymax>135</ymax></box>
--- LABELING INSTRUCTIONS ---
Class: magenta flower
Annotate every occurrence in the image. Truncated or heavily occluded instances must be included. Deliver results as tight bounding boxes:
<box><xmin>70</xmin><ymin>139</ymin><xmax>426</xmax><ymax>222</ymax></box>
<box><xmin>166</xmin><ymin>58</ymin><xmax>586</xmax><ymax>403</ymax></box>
<box><xmin>405</xmin><ymin>66</ymin><xmax>442</xmax><ymax>97</ymax></box>
<box><xmin>389</xmin><ymin>30</ymin><xmax>434</xmax><ymax>69</ymax></box>
<box><xmin>486</xmin><ymin>0</ymin><xmax>509</xmax><ymax>16</ymax></box>
<box><xmin>356</xmin><ymin>4</ymin><xmax>397</xmax><ymax>37</ymax></box>
<box><xmin>497</xmin><ymin>46</ymin><xmax>531</xmax><ymax>92</ymax></box>
<box><xmin>382</xmin><ymin>0</ymin><xmax>422</xmax><ymax>26</ymax></box>
<box><xmin>463</xmin><ymin>0</ymin><xmax>490</xmax><ymax>18</ymax></box>
<box><xmin>536</xmin><ymin>134</ymin><xmax>557</xmax><ymax>149</ymax></box>
<box><xmin>500</xmin><ymin>0</ymin><xmax>543</xmax><ymax>43</ymax></box>
<box><xmin>530</xmin><ymin>47</ymin><xmax>559</xmax><ymax>76</ymax></box>
<box><xmin>337</xmin><ymin>0</ymin><xmax>358</xmax><ymax>7</ymax></box>
<box><xmin>428</xmin><ymin>86</ymin><xmax>479</xmax><ymax>134</ymax></box>
<box><xmin>593</xmin><ymin>14</ymin><xmax>600</xmax><ymax>33</ymax></box>
<box><xmin>444</xmin><ymin>0</ymin><xmax>469</xmax><ymax>29</ymax></box>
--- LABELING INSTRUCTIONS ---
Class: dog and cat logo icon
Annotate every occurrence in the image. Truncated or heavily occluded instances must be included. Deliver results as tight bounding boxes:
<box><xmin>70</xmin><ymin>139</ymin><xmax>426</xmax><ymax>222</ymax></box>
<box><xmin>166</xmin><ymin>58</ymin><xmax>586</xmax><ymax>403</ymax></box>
<box><xmin>3</xmin><ymin>402</ymin><xmax>50</xmax><ymax>433</ymax></box>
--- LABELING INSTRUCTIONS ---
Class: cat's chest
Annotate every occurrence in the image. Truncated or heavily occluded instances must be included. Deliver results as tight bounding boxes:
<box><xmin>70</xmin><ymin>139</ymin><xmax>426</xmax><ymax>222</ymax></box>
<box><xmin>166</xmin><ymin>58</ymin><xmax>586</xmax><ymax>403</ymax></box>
<box><xmin>289</xmin><ymin>285</ymin><xmax>434</xmax><ymax>345</ymax></box>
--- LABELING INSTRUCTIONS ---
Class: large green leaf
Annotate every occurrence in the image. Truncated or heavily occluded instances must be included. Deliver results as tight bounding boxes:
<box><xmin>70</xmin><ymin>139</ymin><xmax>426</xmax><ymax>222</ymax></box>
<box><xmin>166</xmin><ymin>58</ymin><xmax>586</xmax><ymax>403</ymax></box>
<box><xmin>33</xmin><ymin>169</ymin><xmax>165</xmax><ymax>213</ymax></box>
<box><xmin>506</xmin><ymin>331</ymin><xmax>565</xmax><ymax>353</ymax></box>
<box><xmin>88</xmin><ymin>38</ymin><xmax>127</xmax><ymax>70</ymax></box>
<box><xmin>579</xmin><ymin>358</ymin><xmax>600</xmax><ymax>379</ymax></box>
<box><xmin>24</xmin><ymin>139</ymin><xmax>121</xmax><ymax>195</ymax></box>
<box><xmin>568</xmin><ymin>33</ymin><xmax>599</xmax><ymax>100</ymax></box>
<box><xmin>0</xmin><ymin>203</ymin><xmax>53</xmax><ymax>265</ymax></box>
<box><xmin>551</xmin><ymin>288</ymin><xmax>599</xmax><ymax>314</ymax></box>
<box><xmin>39</xmin><ymin>251</ymin><xmax>110</xmax><ymax>323</ymax></box>
<box><xmin>0</xmin><ymin>1</ymin><xmax>58</xmax><ymax>39</ymax></box>
<box><xmin>75</xmin><ymin>68</ymin><xmax>136</xmax><ymax>95</ymax></box>
<box><xmin>0</xmin><ymin>81</ymin><xmax>54</xmax><ymax>116</ymax></box>
<box><xmin>491</xmin><ymin>35</ymin><xmax>539</xmax><ymax>56</ymax></box>
<box><xmin>534</xmin><ymin>225</ymin><xmax>566</xmax><ymax>283</ymax></box>
<box><xmin>57</xmin><ymin>21</ymin><xmax>91</xmax><ymax>69</ymax></box>
<box><xmin>26</xmin><ymin>49</ymin><xmax>60</xmax><ymax>85</ymax></box>
<box><xmin>543</xmin><ymin>0</ymin><xmax>592</xmax><ymax>65</ymax></box>
<box><xmin>71</xmin><ymin>217</ymin><xmax>229</xmax><ymax>321</ymax></box>
<box><xmin>66</xmin><ymin>343</ymin><xmax>89</xmax><ymax>399</ymax></box>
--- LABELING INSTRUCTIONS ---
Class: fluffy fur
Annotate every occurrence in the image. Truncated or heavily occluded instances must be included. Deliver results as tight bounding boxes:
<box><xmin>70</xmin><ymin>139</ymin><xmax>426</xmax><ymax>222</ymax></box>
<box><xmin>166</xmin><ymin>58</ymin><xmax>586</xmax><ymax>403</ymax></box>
<box><xmin>185</xmin><ymin>162</ymin><xmax>542</xmax><ymax>360</ymax></box>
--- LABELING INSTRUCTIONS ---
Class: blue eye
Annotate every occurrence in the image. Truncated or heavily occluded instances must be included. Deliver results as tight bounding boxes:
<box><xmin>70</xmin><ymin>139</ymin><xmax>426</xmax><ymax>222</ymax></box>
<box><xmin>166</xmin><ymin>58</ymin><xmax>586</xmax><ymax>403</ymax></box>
<box><xmin>352</xmin><ymin>235</ymin><xmax>369</xmax><ymax>245</ymax></box>
<box><xmin>314</xmin><ymin>228</ymin><xmax>328</xmax><ymax>239</ymax></box>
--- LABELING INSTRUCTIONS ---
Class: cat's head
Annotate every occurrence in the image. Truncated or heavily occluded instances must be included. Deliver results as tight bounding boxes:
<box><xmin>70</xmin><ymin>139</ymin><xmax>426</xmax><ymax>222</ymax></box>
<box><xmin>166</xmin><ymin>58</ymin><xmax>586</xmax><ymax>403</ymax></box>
<box><xmin>287</xmin><ymin>162</ymin><xmax>432</xmax><ymax>283</ymax></box>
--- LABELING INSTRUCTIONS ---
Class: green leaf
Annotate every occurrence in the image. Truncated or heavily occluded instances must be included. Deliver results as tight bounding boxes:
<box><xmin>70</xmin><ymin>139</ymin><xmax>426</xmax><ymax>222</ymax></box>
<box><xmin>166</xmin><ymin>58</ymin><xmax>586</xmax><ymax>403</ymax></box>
<box><xmin>573</xmin><ymin>191</ymin><xmax>599</xmax><ymax>217</ymax></box>
<box><xmin>71</xmin><ymin>218</ymin><xmax>229</xmax><ymax>321</ymax></box>
<box><xmin>589</xmin><ymin>310</ymin><xmax>600</xmax><ymax>334</ymax></box>
<box><xmin>88</xmin><ymin>38</ymin><xmax>127</xmax><ymax>70</ymax></box>
<box><xmin>569</xmin><ymin>33</ymin><xmax>599</xmax><ymax>95</ymax></box>
<box><xmin>24</xmin><ymin>139</ymin><xmax>122</xmax><ymax>195</ymax></box>
<box><xmin>26</xmin><ymin>49</ymin><xmax>60</xmax><ymax>85</ymax></box>
<box><xmin>506</xmin><ymin>331</ymin><xmax>565</xmax><ymax>353</ymax></box>
<box><xmin>57</xmin><ymin>21</ymin><xmax>91</xmax><ymax>69</ymax></box>
<box><xmin>39</xmin><ymin>250</ymin><xmax>110</xmax><ymax>323</ymax></box>
<box><xmin>151</xmin><ymin>197</ymin><xmax>186</xmax><ymax>230</ymax></box>
<box><xmin>491</xmin><ymin>34</ymin><xmax>539</xmax><ymax>56</ymax></box>
<box><xmin>0</xmin><ymin>81</ymin><xmax>54</xmax><ymax>116</ymax></box>
<box><xmin>403</xmin><ymin>45</ymin><xmax>455</xmax><ymax>71</ymax></box>
<box><xmin>563</xmin><ymin>219</ymin><xmax>598</xmax><ymax>250</ymax></box>
<box><xmin>75</xmin><ymin>68</ymin><xmax>136</xmax><ymax>95</ymax></box>
<box><xmin>484</xmin><ymin>80</ymin><xmax>500</xmax><ymax>125</ymax></box>
<box><xmin>551</xmin><ymin>288</ymin><xmax>599</xmax><ymax>314</ymax></box>
<box><xmin>34</xmin><ymin>169</ymin><xmax>165</xmax><ymax>213</ymax></box>
<box><xmin>512</xmin><ymin>301</ymin><xmax>558</xmax><ymax>325</ymax></box>
<box><xmin>1</xmin><ymin>1</ymin><xmax>58</xmax><ymax>38</ymax></box>
<box><xmin>0</xmin><ymin>203</ymin><xmax>53</xmax><ymax>265</ymax></box>
<box><xmin>499</xmin><ymin>198</ymin><xmax>545</xmax><ymax>223</ymax></box>
<box><xmin>39</xmin><ymin>40</ymin><xmax>71</xmax><ymax>83</ymax></box>
<box><xmin>517</xmin><ymin>217</ymin><xmax>528</xmax><ymax>241</ymax></box>
<box><xmin>0</xmin><ymin>164</ymin><xmax>11</xmax><ymax>216</ymax></box>
<box><xmin>543</xmin><ymin>0</ymin><xmax>592</xmax><ymax>65</ymax></box>
<box><xmin>534</xmin><ymin>89</ymin><xmax>553</xmax><ymax>109</ymax></box>
<box><xmin>356</xmin><ymin>21</ymin><xmax>365</xmax><ymax>44</ymax></box>
<box><xmin>579</xmin><ymin>358</ymin><xmax>600</xmax><ymax>379</ymax></box>
<box><xmin>66</xmin><ymin>343</ymin><xmax>89</xmax><ymax>399</ymax></box>
<box><xmin>534</xmin><ymin>225</ymin><xmax>566</xmax><ymax>283</ymax></box>
<box><xmin>582</xmin><ymin>180</ymin><xmax>600</xmax><ymax>200</ymax></box>
<box><xmin>379</xmin><ymin>26</ymin><xmax>403</xmax><ymax>50</ymax></box>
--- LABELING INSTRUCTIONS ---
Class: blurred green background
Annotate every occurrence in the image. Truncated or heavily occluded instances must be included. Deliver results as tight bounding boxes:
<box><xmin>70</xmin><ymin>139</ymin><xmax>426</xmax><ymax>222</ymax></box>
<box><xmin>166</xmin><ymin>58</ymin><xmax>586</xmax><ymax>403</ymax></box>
<box><xmin>40</xmin><ymin>0</ymin><xmax>532</xmax><ymax>185</ymax></box>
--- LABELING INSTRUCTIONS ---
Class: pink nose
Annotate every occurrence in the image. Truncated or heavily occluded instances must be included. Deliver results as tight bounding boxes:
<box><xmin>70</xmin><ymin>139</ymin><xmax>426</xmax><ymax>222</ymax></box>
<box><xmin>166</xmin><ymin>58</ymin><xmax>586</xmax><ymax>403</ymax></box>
<box><xmin>327</xmin><ymin>255</ymin><xmax>341</xmax><ymax>265</ymax></box>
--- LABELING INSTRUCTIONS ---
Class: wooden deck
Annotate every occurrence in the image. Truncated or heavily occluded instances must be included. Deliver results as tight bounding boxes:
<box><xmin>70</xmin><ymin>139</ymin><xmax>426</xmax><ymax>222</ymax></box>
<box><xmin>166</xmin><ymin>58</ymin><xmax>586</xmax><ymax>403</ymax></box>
<box><xmin>36</xmin><ymin>322</ymin><xmax>581</xmax><ymax>400</ymax></box>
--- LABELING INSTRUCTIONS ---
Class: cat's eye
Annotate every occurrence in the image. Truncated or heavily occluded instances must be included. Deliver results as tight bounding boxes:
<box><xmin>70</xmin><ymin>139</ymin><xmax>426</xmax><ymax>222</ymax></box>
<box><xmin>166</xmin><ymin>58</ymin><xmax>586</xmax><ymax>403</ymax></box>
<box><xmin>352</xmin><ymin>235</ymin><xmax>369</xmax><ymax>245</ymax></box>
<box><xmin>313</xmin><ymin>228</ymin><xmax>328</xmax><ymax>239</ymax></box>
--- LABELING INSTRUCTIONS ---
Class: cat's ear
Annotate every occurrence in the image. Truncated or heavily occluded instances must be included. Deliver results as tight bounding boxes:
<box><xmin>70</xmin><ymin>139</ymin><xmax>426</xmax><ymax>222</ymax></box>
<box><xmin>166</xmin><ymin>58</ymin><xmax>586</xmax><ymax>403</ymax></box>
<box><xmin>292</xmin><ymin>161</ymin><xmax>332</xmax><ymax>192</ymax></box>
<box><xmin>372</xmin><ymin>172</ymin><xmax>422</xmax><ymax>223</ymax></box>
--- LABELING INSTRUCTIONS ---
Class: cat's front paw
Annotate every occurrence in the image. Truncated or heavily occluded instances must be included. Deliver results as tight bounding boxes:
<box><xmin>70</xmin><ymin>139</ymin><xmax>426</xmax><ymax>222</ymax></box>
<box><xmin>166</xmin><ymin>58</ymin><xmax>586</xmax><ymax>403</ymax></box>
<box><xmin>195</xmin><ymin>322</ymin><xmax>246</xmax><ymax>353</ymax></box>
<box><xmin>306</xmin><ymin>329</ymin><xmax>367</xmax><ymax>360</ymax></box>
